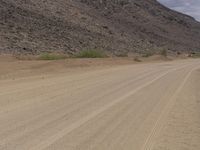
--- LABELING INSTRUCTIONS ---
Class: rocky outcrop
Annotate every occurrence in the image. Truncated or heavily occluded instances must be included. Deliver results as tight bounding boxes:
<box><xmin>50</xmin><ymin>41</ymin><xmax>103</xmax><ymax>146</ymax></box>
<box><xmin>0</xmin><ymin>0</ymin><xmax>200</xmax><ymax>55</ymax></box>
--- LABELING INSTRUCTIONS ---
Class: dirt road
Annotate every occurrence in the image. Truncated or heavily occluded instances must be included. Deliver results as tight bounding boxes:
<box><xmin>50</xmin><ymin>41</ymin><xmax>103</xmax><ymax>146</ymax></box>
<box><xmin>0</xmin><ymin>59</ymin><xmax>200</xmax><ymax>150</ymax></box>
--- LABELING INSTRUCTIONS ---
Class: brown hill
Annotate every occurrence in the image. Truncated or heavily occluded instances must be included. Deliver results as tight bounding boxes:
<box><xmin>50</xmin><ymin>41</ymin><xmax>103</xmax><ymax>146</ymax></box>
<box><xmin>1</xmin><ymin>0</ymin><xmax>200</xmax><ymax>55</ymax></box>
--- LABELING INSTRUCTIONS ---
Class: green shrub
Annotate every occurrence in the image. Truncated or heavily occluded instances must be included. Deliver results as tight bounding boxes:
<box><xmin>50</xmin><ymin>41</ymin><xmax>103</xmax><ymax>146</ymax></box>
<box><xmin>39</xmin><ymin>53</ymin><xmax>67</xmax><ymax>60</ymax></box>
<box><xmin>160</xmin><ymin>49</ymin><xmax>167</xmax><ymax>57</ymax></box>
<box><xmin>134</xmin><ymin>57</ymin><xmax>142</xmax><ymax>62</ymax></box>
<box><xmin>76</xmin><ymin>49</ymin><xmax>106</xmax><ymax>58</ymax></box>
<box><xmin>191</xmin><ymin>52</ymin><xmax>200</xmax><ymax>58</ymax></box>
<box><xmin>142</xmin><ymin>51</ymin><xmax>154</xmax><ymax>57</ymax></box>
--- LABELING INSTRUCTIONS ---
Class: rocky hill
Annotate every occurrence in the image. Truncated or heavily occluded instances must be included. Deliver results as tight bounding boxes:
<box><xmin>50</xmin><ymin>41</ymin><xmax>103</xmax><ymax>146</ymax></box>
<box><xmin>1</xmin><ymin>0</ymin><xmax>200</xmax><ymax>55</ymax></box>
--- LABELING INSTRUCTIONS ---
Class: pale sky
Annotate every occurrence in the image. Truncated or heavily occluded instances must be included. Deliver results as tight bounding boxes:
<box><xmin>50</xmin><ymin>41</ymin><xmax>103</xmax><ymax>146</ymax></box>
<box><xmin>158</xmin><ymin>0</ymin><xmax>200</xmax><ymax>21</ymax></box>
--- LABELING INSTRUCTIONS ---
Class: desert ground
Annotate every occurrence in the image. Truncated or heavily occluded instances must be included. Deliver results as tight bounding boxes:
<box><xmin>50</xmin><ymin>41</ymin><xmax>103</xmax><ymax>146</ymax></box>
<box><xmin>0</xmin><ymin>57</ymin><xmax>200</xmax><ymax>150</ymax></box>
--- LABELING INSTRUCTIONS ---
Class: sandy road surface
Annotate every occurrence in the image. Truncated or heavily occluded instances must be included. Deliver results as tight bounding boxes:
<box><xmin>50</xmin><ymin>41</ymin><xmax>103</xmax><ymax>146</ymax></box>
<box><xmin>0</xmin><ymin>59</ymin><xmax>200</xmax><ymax>150</ymax></box>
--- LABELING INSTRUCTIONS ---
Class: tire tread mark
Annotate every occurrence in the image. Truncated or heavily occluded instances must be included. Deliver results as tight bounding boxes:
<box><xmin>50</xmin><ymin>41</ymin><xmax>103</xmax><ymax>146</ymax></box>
<box><xmin>142</xmin><ymin>66</ymin><xmax>200</xmax><ymax>150</ymax></box>
<box><xmin>31</xmin><ymin>66</ymin><xmax>184</xmax><ymax>150</ymax></box>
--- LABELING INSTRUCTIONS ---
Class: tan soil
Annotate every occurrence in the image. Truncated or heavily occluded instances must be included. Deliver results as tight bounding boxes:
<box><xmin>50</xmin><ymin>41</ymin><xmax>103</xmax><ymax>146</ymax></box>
<box><xmin>0</xmin><ymin>57</ymin><xmax>199</xmax><ymax>150</ymax></box>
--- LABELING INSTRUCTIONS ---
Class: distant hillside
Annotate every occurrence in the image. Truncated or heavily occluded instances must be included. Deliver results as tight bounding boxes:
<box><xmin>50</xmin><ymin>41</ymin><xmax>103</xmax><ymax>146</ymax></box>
<box><xmin>1</xmin><ymin>0</ymin><xmax>200</xmax><ymax>55</ymax></box>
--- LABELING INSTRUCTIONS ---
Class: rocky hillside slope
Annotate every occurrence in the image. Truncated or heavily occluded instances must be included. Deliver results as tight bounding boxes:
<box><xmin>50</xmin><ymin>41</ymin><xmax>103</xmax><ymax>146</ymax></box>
<box><xmin>1</xmin><ymin>0</ymin><xmax>200</xmax><ymax>55</ymax></box>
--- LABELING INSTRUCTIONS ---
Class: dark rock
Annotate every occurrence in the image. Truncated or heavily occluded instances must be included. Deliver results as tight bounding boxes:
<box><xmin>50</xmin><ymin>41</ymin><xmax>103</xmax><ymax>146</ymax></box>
<box><xmin>0</xmin><ymin>0</ymin><xmax>200</xmax><ymax>55</ymax></box>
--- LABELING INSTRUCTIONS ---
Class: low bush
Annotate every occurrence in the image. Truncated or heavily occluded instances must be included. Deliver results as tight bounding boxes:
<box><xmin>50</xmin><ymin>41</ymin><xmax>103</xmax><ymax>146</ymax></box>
<box><xmin>134</xmin><ymin>57</ymin><xmax>142</xmax><ymax>62</ymax></box>
<box><xmin>160</xmin><ymin>49</ymin><xmax>167</xmax><ymax>57</ymax></box>
<box><xmin>142</xmin><ymin>51</ymin><xmax>154</xmax><ymax>57</ymax></box>
<box><xmin>76</xmin><ymin>49</ymin><xmax>106</xmax><ymax>58</ymax></box>
<box><xmin>191</xmin><ymin>52</ymin><xmax>200</xmax><ymax>58</ymax></box>
<box><xmin>115</xmin><ymin>52</ymin><xmax>128</xmax><ymax>57</ymax></box>
<box><xmin>39</xmin><ymin>53</ymin><xmax>67</xmax><ymax>60</ymax></box>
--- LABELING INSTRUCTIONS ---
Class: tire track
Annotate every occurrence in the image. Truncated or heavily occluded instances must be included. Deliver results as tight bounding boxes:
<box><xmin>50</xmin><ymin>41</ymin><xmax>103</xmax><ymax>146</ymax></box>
<box><xmin>30</xmin><ymin>65</ymin><xmax>187</xmax><ymax>150</ymax></box>
<box><xmin>142</xmin><ymin>65</ymin><xmax>200</xmax><ymax>150</ymax></box>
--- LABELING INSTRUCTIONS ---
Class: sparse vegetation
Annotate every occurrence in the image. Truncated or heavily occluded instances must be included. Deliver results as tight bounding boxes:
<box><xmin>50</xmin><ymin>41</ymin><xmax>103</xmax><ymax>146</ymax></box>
<box><xmin>39</xmin><ymin>53</ymin><xmax>67</xmax><ymax>60</ymax></box>
<box><xmin>142</xmin><ymin>51</ymin><xmax>154</xmax><ymax>57</ymax></box>
<box><xmin>14</xmin><ymin>54</ymin><xmax>37</xmax><ymax>60</ymax></box>
<box><xmin>176</xmin><ymin>51</ymin><xmax>181</xmax><ymax>55</ymax></box>
<box><xmin>190</xmin><ymin>52</ymin><xmax>200</xmax><ymax>58</ymax></box>
<box><xmin>160</xmin><ymin>49</ymin><xmax>167</xmax><ymax>57</ymax></box>
<box><xmin>134</xmin><ymin>57</ymin><xmax>142</xmax><ymax>62</ymax></box>
<box><xmin>76</xmin><ymin>49</ymin><xmax>106</xmax><ymax>58</ymax></box>
<box><xmin>115</xmin><ymin>52</ymin><xmax>128</xmax><ymax>57</ymax></box>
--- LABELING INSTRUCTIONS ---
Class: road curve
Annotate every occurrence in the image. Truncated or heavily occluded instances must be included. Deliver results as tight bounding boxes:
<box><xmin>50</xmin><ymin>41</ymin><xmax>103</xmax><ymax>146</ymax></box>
<box><xmin>0</xmin><ymin>59</ymin><xmax>200</xmax><ymax>150</ymax></box>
